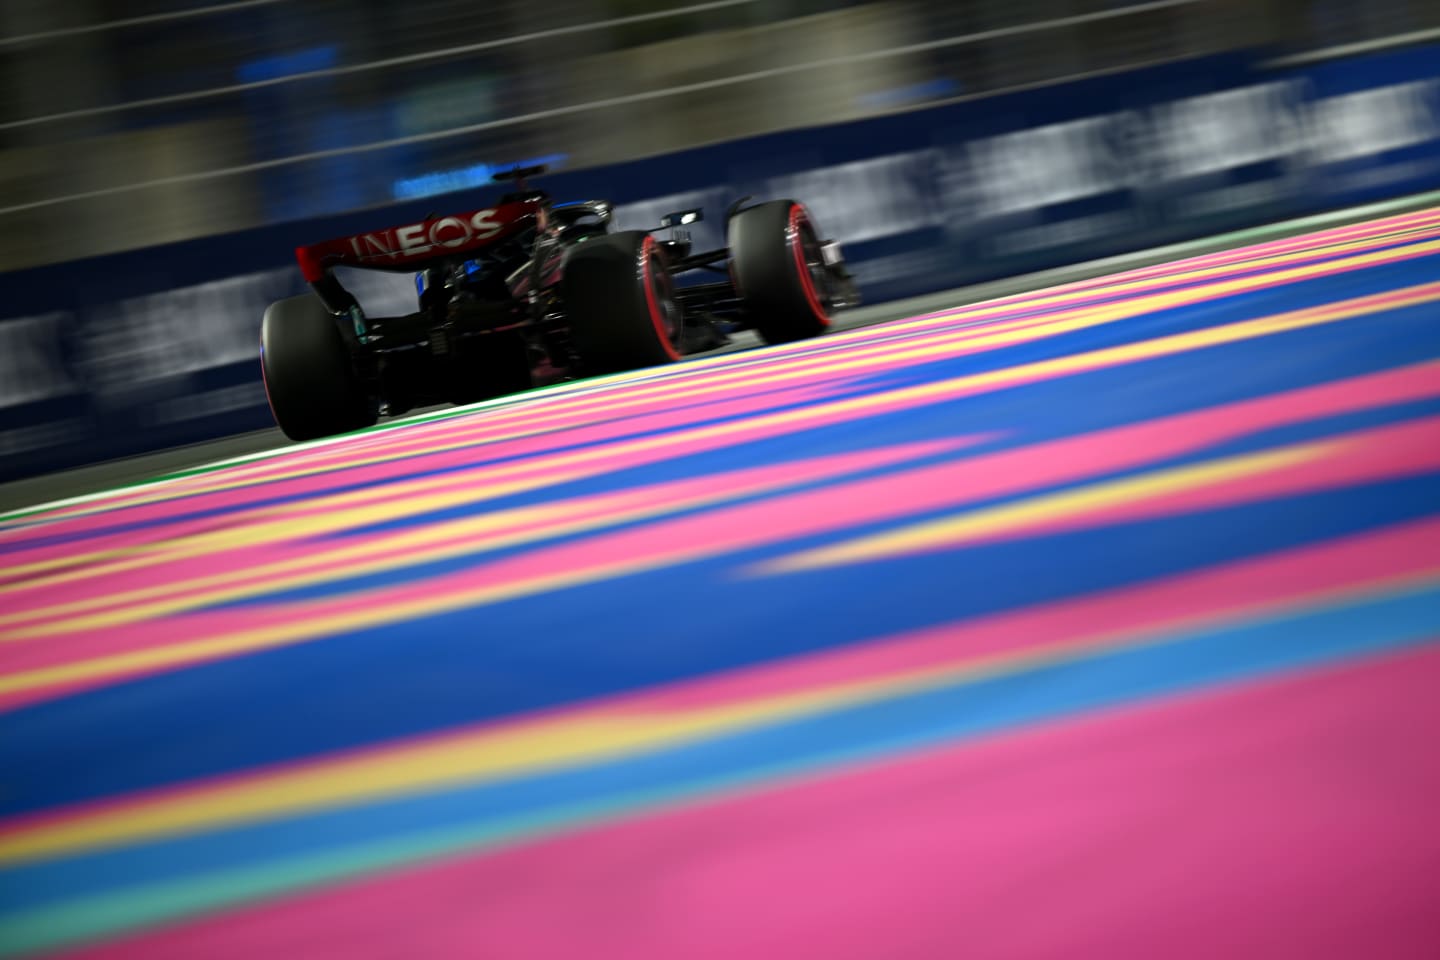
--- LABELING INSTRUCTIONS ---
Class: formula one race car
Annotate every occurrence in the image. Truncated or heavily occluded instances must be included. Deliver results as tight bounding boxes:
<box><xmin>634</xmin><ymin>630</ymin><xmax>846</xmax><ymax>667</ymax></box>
<box><xmin>260</xmin><ymin>165</ymin><xmax>859</xmax><ymax>441</ymax></box>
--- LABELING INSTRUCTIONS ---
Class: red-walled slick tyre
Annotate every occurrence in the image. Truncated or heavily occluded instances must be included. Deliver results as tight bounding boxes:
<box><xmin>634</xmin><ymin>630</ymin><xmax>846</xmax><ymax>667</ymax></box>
<box><xmin>562</xmin><ymin>231</ymin><xmax>682</xmax><ymax>375</ymax></box>
<box><xmin>728</xmin><ymin>199</ymin><xmax>833</xmax><ymax>345</ymax></box>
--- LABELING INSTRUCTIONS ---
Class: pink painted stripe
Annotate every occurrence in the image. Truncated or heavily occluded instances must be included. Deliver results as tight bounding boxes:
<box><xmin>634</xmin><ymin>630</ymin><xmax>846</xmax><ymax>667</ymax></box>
<box><xmin>115</xmin><ymin>273</ymin><xmax>1440</xmax><ymax>523</ymax></box>
<box><xmin>892</xmin><ymin>231</ymin><xmax>1440</xmax><ymax>335</ymax></box>
<box><xmin>6</xmin><ymin>317</ymin><xmax>1004</xmax><ymax>540</ymax></box>
<box><xmin>552</xmin><ymin>221</ymin><xmax>1440</xmax><ymax>388</ymax></box>
<box><xmin>822</xmin><ymin>414</ymin><xmax>1440</xmax><ymax>564</ymax></box>
<box><xmin>6</xmin><ymin>512</ymin><xmax>1435</xmax><ymax>844</ymax></box>
<box><xmin>2</xmin><ymin>370</ymin><xmax>863</xmax><ymax>536</ymax></box>
<box><xmin>899</xmin><ymin>206</ymin><xmax>1440</xmax><ymax>321</ymax></box>
<box><xmin>0</xmin><ymin>441</ymin><xmax>966</xmax><ymax>627</ymax></box>
<box><xmin>0</xmin><ymin>492</ymin><xmax>646</xmax><ymax>622</ymax></box>
<box><xmin>19</xmin><ymin>215</ymin><xmax>1440</xmax><ymax>529</ymax></box>
<box><xmin>944</xmin><ymin>416</ymin><xmax>1440</xmax><ymax>550</ymax></box>
<box><xmin>16</xmin><ymin>390</ymin><xmax>1429</xmax><ymax>646</ymax></box>
<box><xmin>0</xmin><ymin>380</ymin><xmax>850</xmax><ymax>557</ymax></box>
<box><xmin>915</xmin><ymin>217</ymin><xmax>1440</xmax><ymax>324</ymax></box>
<box><xmin>683</xmin><ymin>211</ymin><xmax>1440</xmax><ymax>342</ymax></box>
<box><xmin>634</xmin><ymin>518</ymin><xmax>1440</xmax><ymax>712</ymax></box>
<box><xmin>6</xmin><ymin>362</ymin><xmax>1438</xmax><ymax>706</ymax></box>
<box><xmin>146</xmin><ymin>251</ymin><xmax>1420</xmax><ymax>518</ymax></box>
<box><xmin>64</xmin><ymin>639</ymin><xmax>1440</xmax><ymax>960</ymax></box>
<box><xmin>113</xmin><ymin>301</ymin><xmax>1065</xmax><ymax>497</ymax></box>
<box><xmin>663</xmin><ymin>217</ymin><xmax>1431</xmax><ymax>372</ymax></box>
<box><xmin>199</xmin><ymin>371</ymin><xmax>866</xmax><ymax>486</ymax></box>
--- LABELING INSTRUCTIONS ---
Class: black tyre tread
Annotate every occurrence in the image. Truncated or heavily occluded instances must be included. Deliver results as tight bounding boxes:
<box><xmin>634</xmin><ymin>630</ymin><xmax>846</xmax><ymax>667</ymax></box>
<box><xmin>562</xmin><ymin>231</ymin><xmax>678</xmax><ymax>375</ymax></box>
<box><xmin>261</xmin><ymin>295</ymin><xmax>375</xmax><ymax>442</ymax></box>
<box><xmin>728</xmin><ymin>199</ymin><xmax>829</xmax><ymax>345</ymax></box>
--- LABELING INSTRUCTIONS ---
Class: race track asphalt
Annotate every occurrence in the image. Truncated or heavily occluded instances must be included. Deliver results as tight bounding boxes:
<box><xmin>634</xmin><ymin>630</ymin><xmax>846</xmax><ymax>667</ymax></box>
<box><xmin>1</xmin><ymin>201</ymin><xmax>1438</xmax><ymax>959</ymax></box>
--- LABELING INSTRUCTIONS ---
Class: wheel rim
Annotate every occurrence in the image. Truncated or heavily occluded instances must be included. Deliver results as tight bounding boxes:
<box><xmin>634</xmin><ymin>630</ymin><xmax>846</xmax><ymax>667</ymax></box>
<box><xmin>641</xmin><ymin>238</ymin><xmax>683</xmax><ymax>357</ymax></box>
<box><xmin>787</xmin><ymin>206</ymin><xmax>832</xmax><ymax>325</ymax></box>
<box><xmin>645</xmin><ymin>241</ymin><xmax>682</xmax><ymax>355</ymax></box>
<box><xmin>652</xmin><ymin>256</ymin><xmax>682</xmax><ymax>346</ymax></box>
<box><xmin>800</xmin><ymin>225</ymin><xmax>829</xmax><ymax>295</ymax></box>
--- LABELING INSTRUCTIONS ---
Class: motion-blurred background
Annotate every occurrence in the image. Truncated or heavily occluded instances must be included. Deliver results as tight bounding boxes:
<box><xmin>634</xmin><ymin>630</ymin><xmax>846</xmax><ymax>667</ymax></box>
<box><xmin>2</xmin><ymin>0</ymin><xmax>1434</xmax><ymax>269</ymax></box>
<box><xmin>1</xmin><ymin>0</ymin><xmax>1439</xmax><ymax>490</ymax></box>
<box><xmin>3</xmin><ymin>10</ymin><xmax>1440</xmax><ymax>956</ymax></box>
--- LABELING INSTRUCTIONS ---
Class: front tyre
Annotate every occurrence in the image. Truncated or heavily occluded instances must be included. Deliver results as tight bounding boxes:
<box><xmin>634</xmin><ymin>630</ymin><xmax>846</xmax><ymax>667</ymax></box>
<box><xmin>260</xmin><ymin>294</ymin><xmax>376</xmax><ymax>442</ymax></box>
<box><xmin>728</xmin><ymin>199</ymin><xmax>832</xmax><ymax>345</ymax></box>
<box><xmin>562</xmin><ymin>230</ymin><xmax>682</xmax><ymax>375</ymax></box>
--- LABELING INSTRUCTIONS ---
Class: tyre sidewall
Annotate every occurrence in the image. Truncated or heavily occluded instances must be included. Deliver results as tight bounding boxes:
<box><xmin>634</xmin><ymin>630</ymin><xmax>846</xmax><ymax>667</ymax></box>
<box><xmin>261</xmin><ymin>295</ymin><xmax>374</xmax><ymax>441</ymax></box>
<box><xmin>728</xmin><ymin>200</ymin><xmax>831</xmax><ymax>345</ymax></box>
<box><xmin>562</xmin><ymin>231</ymin><xmax>680</xmax><ymax>375</ymax></box>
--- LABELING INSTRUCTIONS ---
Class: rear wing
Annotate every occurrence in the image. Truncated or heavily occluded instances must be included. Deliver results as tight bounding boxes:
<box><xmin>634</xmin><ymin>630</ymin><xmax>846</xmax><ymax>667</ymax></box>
<box><xmin>294</xmin><ymin>201</ymin><xmax>541</xmax><ymax>284</ymax></box>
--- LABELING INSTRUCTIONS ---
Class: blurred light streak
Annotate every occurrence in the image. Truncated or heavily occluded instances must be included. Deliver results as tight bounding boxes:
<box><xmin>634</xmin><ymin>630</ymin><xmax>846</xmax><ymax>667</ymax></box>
<box><xmin>0</xmin><ymin>0</ymin><xmax>294</xmax><ymax>49</ymax></box>
<box><xmin>0</xmin><ymin>0</ymin><xmax>1210</xmax><ymax>216</ymax></box>
<box><xmin>235</xmin><ymin>46</ymin><xmax>340</xmax><ymax>84</ymax></box>
<box><xmin>393</xmin><ymin>154</ymin><xmax>570</xmax><ymax>201</ymax></box>
<box><xmin>0</xmin><ymin>0</ymin><xmax>768</xmax><ymax>131</ymax></box>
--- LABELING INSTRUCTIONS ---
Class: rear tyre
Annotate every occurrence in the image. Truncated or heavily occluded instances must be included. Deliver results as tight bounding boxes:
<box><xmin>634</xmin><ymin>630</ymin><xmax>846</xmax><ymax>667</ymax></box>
<box><xmin>728</xmin><ymin>199</ymin><xmax>832</xmax><ymax>345</ymax></box>
<box><xmin>562</xmin><ymin>231</ymin><xmax>681</xmax><ymax>375</ymax></box>
<box><xmin>261</xmin><ymin>295</ymin><xmax>376</xmax><ymax>442</ymax></box>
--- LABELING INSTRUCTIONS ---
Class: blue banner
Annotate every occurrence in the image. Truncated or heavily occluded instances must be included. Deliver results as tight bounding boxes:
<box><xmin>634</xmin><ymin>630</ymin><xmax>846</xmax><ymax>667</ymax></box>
<box><xmin>2</xmin><ymin>45</ymin><xmax>1438</xmax><ymax>484</ymax></box>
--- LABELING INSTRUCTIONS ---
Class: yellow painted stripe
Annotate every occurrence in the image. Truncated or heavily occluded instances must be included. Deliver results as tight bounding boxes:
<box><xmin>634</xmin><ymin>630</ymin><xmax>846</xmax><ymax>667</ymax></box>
<box><xmin>0</xmin><ymin>444</ymin><xmax>943</xmax><ymax>639</ymax></box>
<box><xmin>4</xmin><ymin>567</ymin><xmax>1434</xmax><ymax>868</ymax></box>
<box><xmin>0</xmin><ymin>478</ymin><xmax>604</xmax><ymax>597</ymax></box>
<box><xmin>760</xmin><ymin>442</ymin><xmax>1335</xmax><ymax>573</ymax></box>
<box><xmin>3</xmin><ymin>286</ymin><xmax>1437</xmax><ymax>701</ymax></box>
<box><xmin>39</xmin><ymin>235</ymin><xmax>1440</xmax><ymax>517</ymax></box>
<box><xmin>7</xmin><ymin>298</ymin><xmax>1073</xmax><ymax>586</ymax></box>
<box><xmin>0</xmin><ymin>498</ymin><xmax>632</xmax><ymax>639</ymax></box>
<box><xmin>0</xmin><ymin>554</ymin><xmax>688</xmax><ymax>698</ymax></box>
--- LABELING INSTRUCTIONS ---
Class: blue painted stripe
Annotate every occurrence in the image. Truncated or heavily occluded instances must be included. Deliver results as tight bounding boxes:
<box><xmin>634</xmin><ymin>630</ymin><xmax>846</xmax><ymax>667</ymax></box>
<box><xmin>7</xmin><ymin>248</ymin><xmax>1432</xmax><ymax>553</ymax></box>
<box><xmin>4</xmin><ymin>475</ymin><xmax>1436</xmax><ymax>817</ymax></box>
<box><xmin>6</xmin><ymin>578</ymin><xmax>1437</xmax><ymax>915</ymax></box>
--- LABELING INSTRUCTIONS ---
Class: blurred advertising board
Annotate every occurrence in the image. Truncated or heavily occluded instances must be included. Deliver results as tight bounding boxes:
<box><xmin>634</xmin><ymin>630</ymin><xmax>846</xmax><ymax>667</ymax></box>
<box><xmin>2</xmin><ymin>44</ymin><xmax>1438</xmax><ymax>484</ymax></box>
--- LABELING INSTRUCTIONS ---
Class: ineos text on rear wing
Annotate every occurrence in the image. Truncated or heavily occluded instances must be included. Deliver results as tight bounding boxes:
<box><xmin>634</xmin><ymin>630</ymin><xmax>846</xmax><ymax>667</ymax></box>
<box><xmin>294</xmin><ymin>201</ymin><xmax>541</xmax><ymax>283</ymax></box>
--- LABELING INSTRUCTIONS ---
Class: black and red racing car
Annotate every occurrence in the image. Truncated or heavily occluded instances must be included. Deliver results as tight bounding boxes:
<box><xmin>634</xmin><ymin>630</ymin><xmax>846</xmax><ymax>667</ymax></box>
<box><xmin>260</xmin><ymin>166</ymin><xmax>859</xmax><ymax>441</ymax></box>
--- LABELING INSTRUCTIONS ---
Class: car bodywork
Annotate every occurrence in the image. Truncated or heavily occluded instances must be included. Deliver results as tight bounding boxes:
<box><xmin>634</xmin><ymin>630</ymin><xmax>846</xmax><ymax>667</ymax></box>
<box><xmin>267</xmin><ymin>167</ymin><xmax>859</xmax><ymax>431</ymax></box>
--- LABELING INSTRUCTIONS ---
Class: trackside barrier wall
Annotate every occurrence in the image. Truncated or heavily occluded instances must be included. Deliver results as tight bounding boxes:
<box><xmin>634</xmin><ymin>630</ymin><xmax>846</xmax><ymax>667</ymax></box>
<box><xmin>2</xmin><ymin>45</ymin><xmax>1438</xmax><ymax>483</ymax></box>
